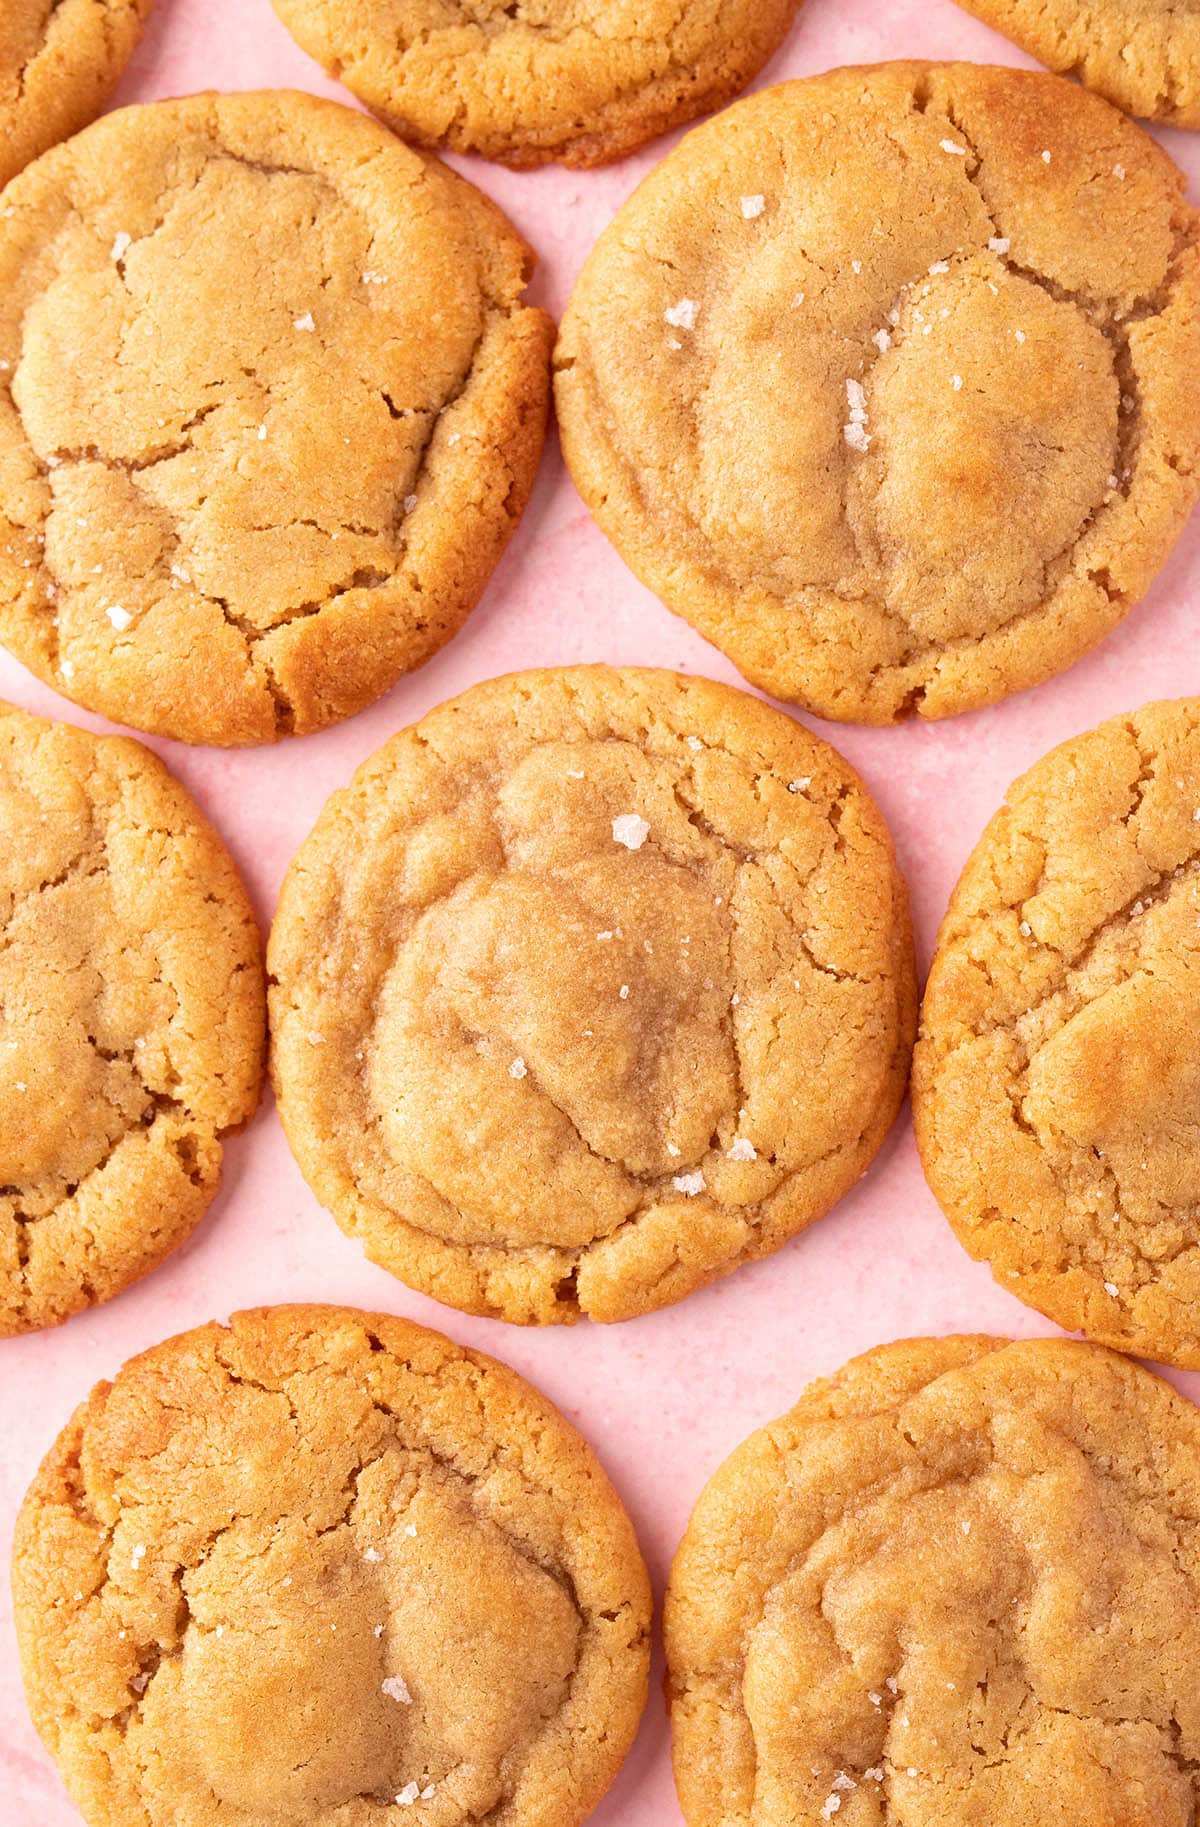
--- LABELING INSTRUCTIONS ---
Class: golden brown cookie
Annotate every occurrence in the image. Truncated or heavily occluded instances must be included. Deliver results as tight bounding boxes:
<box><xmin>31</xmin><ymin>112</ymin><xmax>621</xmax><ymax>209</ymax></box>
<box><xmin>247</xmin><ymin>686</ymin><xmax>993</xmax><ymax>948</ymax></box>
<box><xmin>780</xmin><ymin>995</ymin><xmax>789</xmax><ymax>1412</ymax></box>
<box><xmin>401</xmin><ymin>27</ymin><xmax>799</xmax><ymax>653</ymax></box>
<box><xmin>666</xmin><ymin>1334</ymin><xmax>1200</xmax><ymax>1827</ymax></box>
<box><xmin>0</xmin><ymin>91</ymin><xmax>552</xmax><ymax>747</ymax></box>
<box><xmin>269</xmin><ymin>0</ymin><xmax>803</xmax><ymax>169</ymax></box>
<box><xmin>269</xmin><ymin>666</ymin><xmax>916</xmax><ymax>1325</ymax></box>
<box><xmin>12</xmin><ymin>1303</ymin><xmax>652</xmax><ymax>1827</ymax></box>
<box><xmin>914</xmin><ymin>698</ymin><xmax>1200</xmax><ymax>1370</ymax></box>
<box><xmin>0</xmin><ymin>701</ymin><xmax>264</xmax><ymax>1335</ymax></box>
<box><xmin>955</xmin><ymin>0</ymin><xmax>1200</xmax><ymax>128</ymax></box>
<box><xmin>556</xmin><ymin>64</ymin><xmax>1200</xmax><ymax>725</ymax></box>
<box><xmin>0</xmin><ymin>0</ymin><xmax>153</xmax><ymax>190</ymax></box>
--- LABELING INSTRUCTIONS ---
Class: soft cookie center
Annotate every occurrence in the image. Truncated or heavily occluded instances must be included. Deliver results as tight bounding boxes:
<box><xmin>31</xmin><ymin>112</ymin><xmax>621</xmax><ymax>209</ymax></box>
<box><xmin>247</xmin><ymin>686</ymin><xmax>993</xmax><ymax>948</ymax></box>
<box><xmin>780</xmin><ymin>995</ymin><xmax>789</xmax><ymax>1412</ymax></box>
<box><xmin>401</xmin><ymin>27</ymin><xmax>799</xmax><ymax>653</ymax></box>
<box><xmin>369</xmin><ymin>851</ymin><xmax>737</xmax><ymax>1248</ymax></box>
<box><xmin>692</xmin><ymin>253</ymin><xmax>1120</xmax><ymax>641</ymax></box>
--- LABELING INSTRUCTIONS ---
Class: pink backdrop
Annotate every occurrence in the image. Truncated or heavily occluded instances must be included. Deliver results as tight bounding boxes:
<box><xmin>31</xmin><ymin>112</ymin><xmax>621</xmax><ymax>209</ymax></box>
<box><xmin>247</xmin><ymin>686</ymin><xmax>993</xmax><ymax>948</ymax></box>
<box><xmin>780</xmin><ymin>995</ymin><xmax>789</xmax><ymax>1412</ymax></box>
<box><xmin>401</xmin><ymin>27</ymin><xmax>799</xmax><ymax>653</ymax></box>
<box><xmin>2</xmin><ymin>1</ymin><xmax>1199</xmax><ymax>1819</ymax></box>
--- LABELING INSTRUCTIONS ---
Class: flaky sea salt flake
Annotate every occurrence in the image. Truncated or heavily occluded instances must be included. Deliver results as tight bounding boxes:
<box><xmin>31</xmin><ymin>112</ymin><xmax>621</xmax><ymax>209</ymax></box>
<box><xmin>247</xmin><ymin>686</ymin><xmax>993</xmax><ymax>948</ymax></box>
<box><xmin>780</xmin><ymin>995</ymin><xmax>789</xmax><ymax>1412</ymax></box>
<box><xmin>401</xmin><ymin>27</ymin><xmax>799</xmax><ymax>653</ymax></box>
<box><xmin>612</xmin><ymin>812</ymin><xmax>650</xmax><ymax>850</ymax></box>
<box><xmin>382</xmin><ymin>1676</ymin><xmax>413</xmax><ymax>1704</ymax></box>
<box><xmin>672</xmin><ymin>1170</ymin><xmax>705</xmax><ymax>1196</ymax></box>
<box><xmin>664</xmin><ymin>297</ymin><xmax>698</xmax><ymax>330</ymax></box>
<box><xmin>740</xmin><ymin>194</ymin><xmax>766</xmax><ymax>219</ymax></box>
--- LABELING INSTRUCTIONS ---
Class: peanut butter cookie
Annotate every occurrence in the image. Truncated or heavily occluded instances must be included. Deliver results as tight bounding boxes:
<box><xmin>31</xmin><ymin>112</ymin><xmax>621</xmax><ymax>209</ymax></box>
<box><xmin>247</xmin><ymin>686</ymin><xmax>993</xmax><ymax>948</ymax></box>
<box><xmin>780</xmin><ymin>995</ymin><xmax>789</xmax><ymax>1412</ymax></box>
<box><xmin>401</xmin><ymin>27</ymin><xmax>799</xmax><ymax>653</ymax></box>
<box><xmin>0</xmin><ymin>701</ymin><xmax>264</xmax><ymax>1335</ymax></box>
<box><xmin>556</xmin><ymin>64</ymin><xmax>1200</xmax><ymax>724</ymax></box>
<box><xmin>667</xmin><ymin>1334</ymin><xmax>1200</xmax><ymax>1827</ymax></box>
<box><xmin>0</xmin><ymin>0</ymin><xmax>153</xmax><ymax>190</ymax></box>
<box><xmin>956</xmin><ymin>0</ymin><xmax>1200</xmax><ymax>128</ymax></box>
<box><xmin>0</xmin><ymin>90</ymin><xmax>552</xmax><ymax>745</ymax></box>
<box><xmin>915</xmin><ymin>698</ymin><xmax>1200</xmax><ymax>1369</ymax></box>
<box><xmin>270</xmin><ymin>0</ymin><xmax>803</xmax><ymax>169</ymax></box>
<box><xmin>12</xmin><ymin>1303</ymin><xmax>652</xmax><ymax>1827</ymax></box>
<box><xmin>269</xmin><ymin>667</ymin><xmax>916</xmax><ymax>1325</ymax></box>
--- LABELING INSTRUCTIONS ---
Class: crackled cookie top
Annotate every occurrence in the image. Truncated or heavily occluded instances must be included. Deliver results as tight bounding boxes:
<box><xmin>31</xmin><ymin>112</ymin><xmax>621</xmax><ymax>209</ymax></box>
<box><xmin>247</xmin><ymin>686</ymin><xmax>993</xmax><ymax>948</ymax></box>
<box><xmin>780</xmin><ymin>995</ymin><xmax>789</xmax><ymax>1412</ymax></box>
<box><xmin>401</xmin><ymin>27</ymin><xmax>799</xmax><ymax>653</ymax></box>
<box><xmin>268</xmin><ymin>667</ymin><xmax>915</xmax><ymax>1325</ymax></box>
<box><xmin>270</xmin><ymin>0</ymin><xmax>802</xmax><ymax>169</ymax></box>
<box><xmin>0</xmin><ymin>0</ymin><xmax>153</xmax><ymax>190</ymax></box>
<box><xmin>0</xmin><ymin>702</ymin><xmax>264</xmax><ymax>1334</ymax></box>
<box><xmin>555</xmin><ymin>63</ymin><xmax>1200</xmax><ymax>725</ymax></box>
<box><xmin>956</xmin><ymin>0</ymin><xmax>1200</xmax><ymax>128</ymax></box>
<box><xmin>915</xmin><ymin>698</ymin><xmax>1200</xmax><ymax>1369</ymax></box>
<box><xmin>13</xmin><ymin>1304</ymin><xmax>652</xmax><ymax>1827</ymax></box>
<box><xmin>0</xmin><ymin>91</ymin><xmax>552</xmax><ymax>747</ymax></box>
<box><xmin>666</xmin><ymin>1335</ymin><xmax>1200</xmax><ymax>1827</ymax></box>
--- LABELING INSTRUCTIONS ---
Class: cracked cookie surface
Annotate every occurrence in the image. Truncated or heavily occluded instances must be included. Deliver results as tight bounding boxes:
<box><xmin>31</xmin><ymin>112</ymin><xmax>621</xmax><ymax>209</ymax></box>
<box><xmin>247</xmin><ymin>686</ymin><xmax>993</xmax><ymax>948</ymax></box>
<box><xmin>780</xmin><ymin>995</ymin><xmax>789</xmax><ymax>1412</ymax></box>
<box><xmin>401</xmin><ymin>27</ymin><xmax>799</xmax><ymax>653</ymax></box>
<box><xmin>0</xmin><ymin>0</ymin><xmax>153</xmax><ymax>190</ymax></box>
<box><xmin>12</xmin><ymin>1303</ymin><xmax>652</xmax><ymax>1827</ymax></box>
<box><xmin>0</xmin><ymin>700</ymin><xmax>264</xmax><ymax>1334</ymax></box>
<box><xmin>268</xmin><ymin>666</ymin><xmax>916</xmax><ymax>1325</ymax></box>
<box><xmin>555</xmin><ymin>63</ymin><xmax>1200</xmax><ymax>725</ymax></box>
<box><xmin>914</xmin><ymin>697</ymin><xmax>1200</xmax><ymax>1369</ymax></box>
<box><xmin>269</xmin><ymin>0</ymin><xmax>802</xmax><ymax>170</ymax></box>
<box><xmin>666</xmin><ymin>1334</ymin><xmax>1200</xmax><ymax>1827</ymax></box>
<box><xmin>0</xmin><ymin>90</ymin><xmax>553</xmax><ymax>746</ymax></box>
<box><xmin>955</xmin><ymin>0</ymin><xmax>1200</xmax><ymax>128</ymax></box>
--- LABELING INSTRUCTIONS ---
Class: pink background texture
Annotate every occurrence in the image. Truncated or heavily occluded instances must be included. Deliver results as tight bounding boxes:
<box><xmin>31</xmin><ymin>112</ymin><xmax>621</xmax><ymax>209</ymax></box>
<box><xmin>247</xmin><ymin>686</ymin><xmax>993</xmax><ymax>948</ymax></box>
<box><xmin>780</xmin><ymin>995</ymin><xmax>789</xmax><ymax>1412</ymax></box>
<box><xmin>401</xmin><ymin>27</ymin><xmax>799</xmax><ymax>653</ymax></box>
<box><xmin>2</xmin><ymin>1</ymin><xmax>1199</xmax><ymax>1820</ymax></box>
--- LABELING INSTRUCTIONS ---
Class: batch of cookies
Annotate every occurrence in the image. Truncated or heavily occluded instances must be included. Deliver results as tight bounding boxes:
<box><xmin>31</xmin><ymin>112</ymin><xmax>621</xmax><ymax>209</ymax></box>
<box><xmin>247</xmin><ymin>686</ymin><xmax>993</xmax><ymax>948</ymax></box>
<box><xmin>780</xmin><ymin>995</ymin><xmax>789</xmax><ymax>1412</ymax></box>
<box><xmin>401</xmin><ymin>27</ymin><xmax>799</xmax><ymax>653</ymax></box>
<box><xmin>2</xmin><ymin>0</ymin><xmax>1200</xmax><ymax>1823</ymax></box>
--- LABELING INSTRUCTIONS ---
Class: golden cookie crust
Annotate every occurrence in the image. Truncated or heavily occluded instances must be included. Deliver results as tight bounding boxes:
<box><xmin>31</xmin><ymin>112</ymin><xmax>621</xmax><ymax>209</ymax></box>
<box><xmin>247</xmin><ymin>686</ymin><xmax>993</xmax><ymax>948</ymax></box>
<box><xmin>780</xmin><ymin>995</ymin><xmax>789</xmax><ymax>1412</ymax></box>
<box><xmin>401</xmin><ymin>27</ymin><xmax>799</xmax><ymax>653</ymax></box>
<box><xmin>12</xmin><ymin>1303</ymin><xmax>652</xmax><ymax>1827</ymax></box>
<box><xmin>915</xmin><ymin>698</ymin><xmax>1200</xmax><ymax>1370</ymax></box>
<box><xmin>268</xmin><ymin>666</ymin><xmax>916</xmax><ymax>1325</ymax></box>
<box><xmin>666</xmin><ymin>1333</ymin><xmax>1200</xmax><ymax>1827</ymax></box>
<box><xmin>269</xmin><ymin>0</ymin><xmax>803</xmax><ymax>170</ymax></box>
<box><xmin>0</xmin><ymin>91</ymin><xmax>552</xmax><ymax>747</ymax></box>
<box><xmin>555</xmin><ymin>63</ymin><xmax>1200</xmax><ymax>726</ymax></box>
<box><xmin>0</xmin><ymin>701</ymin><xmax>264</xmax><ymax>1336</ymax></box>
<box><xmin>956</xmin><ymin>0</ymin><xmax>1200</xmax><ymax>129</ymax></box>
<box><xmin>0</xmin><ymin>0</ymin><xmax>153</xmax><ymax>190</ymax></box>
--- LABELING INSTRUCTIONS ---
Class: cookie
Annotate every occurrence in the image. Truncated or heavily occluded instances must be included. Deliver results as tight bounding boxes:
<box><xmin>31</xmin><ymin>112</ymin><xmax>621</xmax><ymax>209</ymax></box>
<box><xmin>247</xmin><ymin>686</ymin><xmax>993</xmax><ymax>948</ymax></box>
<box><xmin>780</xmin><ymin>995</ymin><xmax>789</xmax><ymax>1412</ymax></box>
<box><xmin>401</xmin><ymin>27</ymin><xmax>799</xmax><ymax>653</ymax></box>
<box><xmin>666</xmin><ymin>1333</ymin><xmax>1200</xmax><ymax>1827</ymax></box>
<box><xmin>269</xmin><ymin>666</ymin><xmax>916</xmax><ymax>1325</ymax></box>
<box><xmin>0</xmin><ymin>701</ymin><xmax>264</xmax><ymax>1335</ymax></box>
<box><xmin>0</xmin><ymin>91</ymin><xmax>552</xmax><ymax>747</ymax></box>
<box><xmin>269</xmin><ymin>0</ymin><xmax>803</xmax><ymax>170</ymax></box>
<box><xmin>556</xmin><ymin>64</ymin><xmax>1200</xmax><ymax>725</ymax></box>
<box><xmin>955</xmin><ymin>0</ymin><xmax>1200</xmax><ymax>129</ymax></box>
<box><xmin>12</xmin><ymin>1303</ymin><xmax>652</xmax><ymax>1827</ymax></box>
<box><xmin>0</xmin><ymin>0</ymin><xmax>153</xmax><ymax>191</ymax></box>
<box><xmin>914</xmin><ymin>698</ymin><xmax>1200</xmax><ymax>1369</ymax></box>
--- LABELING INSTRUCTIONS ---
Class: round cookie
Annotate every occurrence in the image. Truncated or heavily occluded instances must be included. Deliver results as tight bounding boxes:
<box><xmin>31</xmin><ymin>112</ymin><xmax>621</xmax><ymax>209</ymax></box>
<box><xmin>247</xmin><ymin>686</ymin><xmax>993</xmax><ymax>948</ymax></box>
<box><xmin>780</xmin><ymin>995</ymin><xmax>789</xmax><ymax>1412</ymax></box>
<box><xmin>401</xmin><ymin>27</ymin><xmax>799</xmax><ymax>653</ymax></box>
<box><xmin>0</xmin><ymin>701</ymin><xmax>264</xmax><ymax>1335</ymax></box>
<box><xmin>269</xmin><ymin>666</ymin><xmax>916</xmax><ymax>1325</ymax></box>
<box><xmin>556</xmin><ymin>64</ymin><xmax>1200</xmax><ymax>725</ymax></box>
<box><xmin>915</xmin><ymin>698</ymin><xmax>1200</xmax><ymax>1370</ymax></box>
<box><xmin>0</xmin><ymin>91</ymin><xmax>553</xmax><ymax>747</ymax></box>
<box><xmin>269</xmin><ymin>0</ymin><xmax>803</xmax><ymax>170</ymax></box>
<box><xmin>12</xmin><ymin>1303</ymin><xmax>652</xmax><ymax>1827</ymax></box>
<box><xmin>0</xmin><ymin>0</ymin><xmax>153</xmax><ymax>191</ymax></box>
<box><xmin>666</xmin><ymin>1334</ymin><xmax>1200</xmax><ymax>1827</ymax></box>
<box><xmin>955</xmin><ymin>0</ymin><xmax>1200</xmax><ymax>129</ymax></box>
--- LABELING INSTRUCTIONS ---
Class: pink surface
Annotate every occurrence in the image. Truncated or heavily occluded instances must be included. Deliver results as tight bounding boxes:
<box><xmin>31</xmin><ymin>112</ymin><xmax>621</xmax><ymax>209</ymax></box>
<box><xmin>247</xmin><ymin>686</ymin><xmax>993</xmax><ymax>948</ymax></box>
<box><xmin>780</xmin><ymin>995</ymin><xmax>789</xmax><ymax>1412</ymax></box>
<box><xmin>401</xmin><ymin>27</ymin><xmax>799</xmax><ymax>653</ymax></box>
<box><xmin>2</xmin><ymin>0</ymin><xmax>1199</xmax><ymax>1819</ymax></box>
